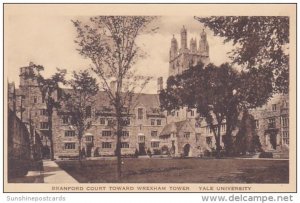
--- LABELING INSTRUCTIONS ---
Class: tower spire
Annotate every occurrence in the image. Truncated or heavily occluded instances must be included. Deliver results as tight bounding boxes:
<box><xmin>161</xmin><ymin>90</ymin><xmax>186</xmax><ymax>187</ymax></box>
<box><xmin>170</xmin><ymin>34</ymin><xmax>178</xmax><ymax>60</ymax></box>
<box><xmin>199</xmin><ymin>29</ymin><xmax>209</xmax><ymax>56</ymax></box>
<box><xmin>180</xmin><ymin>25</ymin><xmax>187</xmax><ymax>50</ymax></box>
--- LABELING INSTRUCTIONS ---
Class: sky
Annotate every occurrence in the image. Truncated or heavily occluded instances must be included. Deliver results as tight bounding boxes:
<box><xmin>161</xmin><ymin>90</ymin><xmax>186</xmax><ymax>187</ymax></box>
<box><xmin>5</xmin><ymin>11</ymin><xmax>233</xmax><ymax>94</ymax></box>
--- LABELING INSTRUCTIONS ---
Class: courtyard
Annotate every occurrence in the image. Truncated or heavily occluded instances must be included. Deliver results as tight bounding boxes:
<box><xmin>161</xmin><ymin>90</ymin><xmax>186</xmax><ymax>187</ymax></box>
<box><xmin>56</xmin><ymin>158</ymin><xmax>289</xmax><ymax>183</ymax></box>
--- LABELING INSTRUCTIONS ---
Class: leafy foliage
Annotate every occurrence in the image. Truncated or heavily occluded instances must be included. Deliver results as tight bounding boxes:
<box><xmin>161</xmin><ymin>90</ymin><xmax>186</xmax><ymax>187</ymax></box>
<box><xmin>195</xmin><ymin>16</ymin><xmax>289</xmax><ymax>93</ymax></box>
<box><xmin>20</xmin><ymin>64</ymin><xmax>67</xmax><ymax>160</ymax></box>
<box><xmin>65</xmin><ymin>70</ymin><xmax>99</xmax><ymax>160</ymax></box>
<box><xmin>234</xmin><ymin>110</ymin><xmax>262</xmax><ymax>155</ymax></box>
<box><xmin>160</xmin><ymin>62</ymin><xmax>271</xmax><ymax>157</ymax></box>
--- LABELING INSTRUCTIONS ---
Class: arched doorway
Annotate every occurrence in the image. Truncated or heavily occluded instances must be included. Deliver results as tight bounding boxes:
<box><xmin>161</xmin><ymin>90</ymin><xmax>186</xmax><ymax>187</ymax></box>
<box><xmin>265</xmin><ymin>129</ymin><xmax>279</xmax><ymax>150</ymax></box>
<box><xmin>183</xmin><ymin>144</ymin><xmax>190</xmax><ymax>157</ymax></box>
<box><xmin>161</xmin><ymin>145</ymin><xmax>169</xmax><ymax>155</ymax></box>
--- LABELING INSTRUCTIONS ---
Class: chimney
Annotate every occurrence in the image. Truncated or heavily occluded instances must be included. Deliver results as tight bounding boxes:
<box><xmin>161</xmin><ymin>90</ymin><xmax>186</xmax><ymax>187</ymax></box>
<box><xmin>157</xmin><ymin>77</ymin><xmax>163</xmax><ymax>94</ymax></box>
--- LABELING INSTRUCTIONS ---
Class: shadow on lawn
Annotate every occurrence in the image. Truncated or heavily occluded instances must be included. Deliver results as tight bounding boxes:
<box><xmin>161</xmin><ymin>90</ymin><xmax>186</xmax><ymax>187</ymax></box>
<box><xmin>56</xmin><ymin>159</ymin><xmax>289</xmax><ymax>183</ymax></box>
<box><xmin>126</xmin><ymin>166</ymin><xmax>192</xmax><ymax>176</ymax></box>
<box><xmin>217</xmin><ymin>164</ymin><xmax>289</xmax><ymax>183</ymax></box>
<box><xmin>8</xmin><ymin>175</ymin><xmax>44</xmax><ymax>183</ymax></box>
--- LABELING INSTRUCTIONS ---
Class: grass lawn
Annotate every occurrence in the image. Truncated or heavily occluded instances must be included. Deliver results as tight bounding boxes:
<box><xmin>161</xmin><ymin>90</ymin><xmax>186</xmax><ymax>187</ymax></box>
<box><xmin>56</xmin><ymin>158</ymin><xmax>289</xmax><ymax>183</ymax></box>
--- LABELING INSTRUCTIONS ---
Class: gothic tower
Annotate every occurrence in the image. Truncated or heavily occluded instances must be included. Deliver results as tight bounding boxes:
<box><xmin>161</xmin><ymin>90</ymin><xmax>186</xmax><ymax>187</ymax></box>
<box><xmin>198</xmin><ymin>29</ymin><xmax>210</xmax><ymax>64</ymax></box>
<box><xmin>169</xmin><ymin>34</ymin><xmax>179</xmax><ymax>76</ymax></box>
<box><xmin>169</xmin><ymin>26</ymin><xmax>210</xmax><ymax>77</ymax></box>
<box><xmin>190</xmin><ymin>38</ymin><xmax>197</xmax><ymax>53</ymax></box>
<box><xmin>169</xmin><ymin>34</ymin><xmax>178</xmax><ymax>60</ymax></box>
<box><xmin>180</xmin><ymin>26</ymin><xmax>187</xmax><ymax>51</ymax></box>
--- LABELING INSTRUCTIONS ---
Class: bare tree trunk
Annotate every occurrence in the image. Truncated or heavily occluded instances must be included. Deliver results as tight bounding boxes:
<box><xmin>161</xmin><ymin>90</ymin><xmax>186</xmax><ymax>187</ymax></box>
<box><xmin>78</xmin><ymin>137</ymin><xmax>82</xmax><ymax>166</ymax></box>
<box><xmin>116</xmin><ymin>110</ymin><xmax>122</xmax><ymax>180</ymax></box>
<box><xmin>211</xmin><ymin>124</ymin><xmax>222</xmax><ymax>159</ymax></box>
<box><xmin>48</xmin><ymin>114</ymin><xmax>55</xmax><ymax>161</ymax></box>
<box><xmin>224</xmin><ymin>110</ymin><xmax>239</xmax><ymax>156</ymax></box>
<box><xmin>116</xmin><ymin>130</ymin><xmax>122</xmax><ymax>180</ymax></box>
<box><xmin>212</xmin><ymin>132</ymin><xmax>220</xmax><ymax>159</ymax></box>
<box><xmin>78</xmin><ymin>138</ymin><xmax>81</xmax><ymax>160</ymax></box>
<box><xmin>216</xmin><ymin>125</ymin><xmax>222</xmax><ymax>159</ymax></box>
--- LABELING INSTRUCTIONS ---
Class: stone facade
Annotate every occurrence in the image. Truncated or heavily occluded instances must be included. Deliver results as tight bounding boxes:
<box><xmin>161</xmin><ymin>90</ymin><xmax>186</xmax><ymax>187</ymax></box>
<box><xmin>169</xmin><ymin>26</ymin><xmax>209</xmax><ymax>76</ymax></box>
<box><xmin>160</xmin><ymin>120</ymin><xmax>201</xmax><ymax>157</ymax></box>
<box><xmin>52</xmin><ymin>98</ymin><xmax>167</xmax><ymax>158</ymax></box>
<box><xmin>165</xmin><ymin>26</ymin><xmax>227</xmax><ymax>157</ymax></box>
<box><xmin>249</xmin><ymin>94</ymin><xmax>289</xmax><ymax>153</ymax></box>
<box><xmin>8</xmin><ymin>109</ymin><xmax>31</xmax><ymax>178</ymax></box>
<box><xmin>161</xmin><ymin>110</ymin><xmax>227</xmax><ymax>157</ymax></box>
<box><xmin>9</xmin><ymin>63</ymin><xmax>53</xmax><ymax>150</ymax></box>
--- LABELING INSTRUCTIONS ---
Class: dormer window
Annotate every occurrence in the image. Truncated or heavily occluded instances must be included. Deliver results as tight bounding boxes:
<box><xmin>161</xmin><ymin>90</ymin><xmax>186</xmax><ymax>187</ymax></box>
<box><xmin>190</xmin><ymin>110</ymin><xmax>194</xmax><ymax>117</ymax></box>
<box><xmin>184</xmin><ymin>132</ymin><xmax>190</xmax><ymax>139</ymax></box>
<box><xmin>137</xmin><ymin>108</ymin><xmax>143</xmax><ymax>120</ymax></box>
<box><xmin>157</xmin><ymin>119</ymin><xmax>162</xmax><ymax>126</ymax></box>
<box><xmin>151</xmin><ymin>119</ymin><xmax>155</xmax><ymax>126</ymax></box>
<box><xmin>33</xmin><ymin>96</ymin><xmax>38</xmax><ymax>104</ymax></box>
<box><xmin>100</xmin><ymin>118</ymin><xmax>105</xmax><ymax>125</ymax></box>
<box><xmin>40</xmin><ymin>109</ymin><xmax>47</xmax><ymax>116</ymax></box>
<box><xmin>272</xmin><ymin>104</ymin><xmax>277</xmax><ymax>111</ymax></box>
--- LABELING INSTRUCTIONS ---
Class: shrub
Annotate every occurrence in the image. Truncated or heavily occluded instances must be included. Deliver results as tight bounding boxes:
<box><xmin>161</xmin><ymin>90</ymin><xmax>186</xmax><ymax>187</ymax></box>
<box><xmin>161</xmin><ymin>145</ymin><xmax>169</xmax><ymax>155</ymax></box>
<box><xmin>220</xmin><ymin>149</ymin><xmax>227</xmax><ymax>157</ymax></box>
<box><xmin>147</xmin><ymin>148</ymin><xmax>152</xmax><ymax>157</ymax></box>
<box><xmin>94</xmin><ymin>147</ymin><xmax>100</xmax><ymax>157</ymax></box>
<box><xmin>153</xmin><ymin>149</ymin><xmax>161</xmax><ymax>155</ymax></box>
<box><xmin>204</xmin><ymin>150</ymin><xmax>211</xmax><ymax>157</ymax></box>
<box><xmin>259</xmin><ymin>152</ymin><xmax>273</xmax><ymax>158</ymax></box>
<box><xmin>134</xmin><ymin>149</ymin><xmax>139</xmax><ymax>158</ymax></box>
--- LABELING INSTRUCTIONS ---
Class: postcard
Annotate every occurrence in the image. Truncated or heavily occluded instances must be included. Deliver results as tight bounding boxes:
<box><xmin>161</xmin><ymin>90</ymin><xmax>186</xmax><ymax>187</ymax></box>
<box><xmin>3</xmin><ymin>3</ymin><xmax>296</xmax><ymax>192</ymax></box>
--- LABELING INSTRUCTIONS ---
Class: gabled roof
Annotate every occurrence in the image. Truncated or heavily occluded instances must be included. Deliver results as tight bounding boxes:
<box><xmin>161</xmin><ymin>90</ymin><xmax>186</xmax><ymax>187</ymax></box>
<box><xmin>59</xmin><ymin>89</ymin><xmax>164</xmax><ymax>116</ymax></box>
<box><xmin>160</xmin><ymin>120</ymin><xmax>193</xmax><ymax>136</ymax></box>
<box><xmin>160</xmin><ymin>122</ymin><xmax>177</xmax><ymax>136</ymax></box>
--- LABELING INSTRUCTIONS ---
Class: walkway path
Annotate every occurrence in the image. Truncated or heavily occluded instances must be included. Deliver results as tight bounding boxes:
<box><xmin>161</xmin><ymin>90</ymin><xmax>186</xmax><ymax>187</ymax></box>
<box><xmin>42</xmin><ymin>160</ymin><xmax>78</xmax><ymax>183</ymax></box>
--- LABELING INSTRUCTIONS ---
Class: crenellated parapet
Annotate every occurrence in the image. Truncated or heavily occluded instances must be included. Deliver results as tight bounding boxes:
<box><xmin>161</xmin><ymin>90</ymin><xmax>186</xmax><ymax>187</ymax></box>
<box><xmin>169</xmin><ymin>26</ymin><xmax>210</xmax><ymax>77</ymax></box>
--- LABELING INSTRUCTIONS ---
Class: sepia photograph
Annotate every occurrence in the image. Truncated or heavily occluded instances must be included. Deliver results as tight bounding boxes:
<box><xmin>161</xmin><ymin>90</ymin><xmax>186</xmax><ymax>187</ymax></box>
<box><xmin>3</xmin><ymin>3</ymin><xmax>296</xmax><ymax>192</ymax></box>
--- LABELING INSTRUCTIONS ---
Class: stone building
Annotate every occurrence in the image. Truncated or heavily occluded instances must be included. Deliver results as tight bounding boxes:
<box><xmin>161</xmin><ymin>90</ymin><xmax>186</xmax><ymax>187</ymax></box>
<box><xmin>8</xmin><ymin>63</ymin><xmax>55</xmax><ymax>158</ymax></box>
<box><xmin>8</xmin><ymin>63</ymin><xmax>167</xmax><ymax>159</ymax></box>
<box><xmin>163</xmin><ymin>26</ymin><xmax>289</xmax><ymax>157</ymax></box>
<box><xmin>161</xmin><ymin>26</ymin><xmax>222</xmax><ymax>157</ymax></box>
<box><xmin>8</xmin><ymin>26</ymin><xmax>289</xmax><ymax>159</ymax></box>
<box><xmin>160</xmin><ymin>120</ymin><xmax>201</xmax><ymax>157</ymax></box>
<box><xmin>52</xmin><ymin>91</ymin><xmax>167</xmax><ymax>159</ymax></box>
<box><xmin>249</xmin><ymin>94</ymin><xmax>289</xmax><ymax>156</ymax></box>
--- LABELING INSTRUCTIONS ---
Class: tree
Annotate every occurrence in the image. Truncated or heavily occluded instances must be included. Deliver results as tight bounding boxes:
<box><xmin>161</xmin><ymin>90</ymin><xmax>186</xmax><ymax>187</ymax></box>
<box><xmin>223</xmin><ymin>67</ymin><xmax>273</xmax><ymax>155</ymax></box>
<box><xmin>20</xmin><ymin>64</ymin><xmax>67</xmax><ymax>160</ymax></box>
<box><xmin>160</xmin><ymin>63</ymin><xmax>238</xmax><ymax>158</ymax></box>
<box><xmin>72</xmin><ymin>16</ymin><xmax>156</xmax><ymax>179</ymax></box>
<box><xmin>159</xmin><ymin>62</ymin><xmax>271</xmax><ymax>158</ymax></box>
<box><xmin>234</xmin><ymin>110</ymin><xmax>262</xmax><ymax>155</ymax></box>
<box><xmin>195</xmin><ymin>16</ymin><xmax>289</xmax><ymax>93</ymax></box>
<box><xmin>65</xmin><ymin>70</ymin><xmax>99</xmax><ymax>161</ymax></box>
